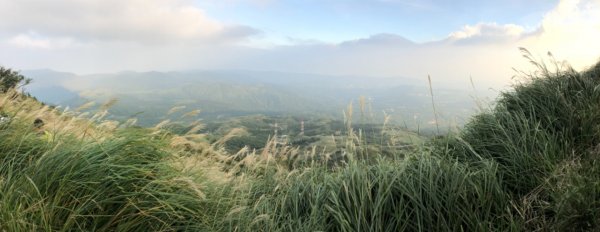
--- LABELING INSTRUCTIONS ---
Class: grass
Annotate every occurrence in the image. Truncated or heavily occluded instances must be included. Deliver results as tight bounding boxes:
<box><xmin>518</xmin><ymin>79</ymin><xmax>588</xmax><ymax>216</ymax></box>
<box><xmin>0</xmin><ymin>56</ymin><xmax>599</xmax><ymax>231</ymax></box>
<box><xmin>237</xmin><ymin>155</ymin><xmax>511</xmax><ymax>231</ymax></box>
<box><xmin>0</xmin><ymin>94</ymin><xmax>228</xmax><ymax>231</ymax></box>
<box><xmin>432</xmin><ymin>55</ymin><xmax>600</xmax><ymax>230</ymax></box>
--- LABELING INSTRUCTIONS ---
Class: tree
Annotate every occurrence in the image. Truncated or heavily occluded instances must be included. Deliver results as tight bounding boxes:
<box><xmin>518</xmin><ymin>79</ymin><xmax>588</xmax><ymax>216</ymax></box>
<box><xmin>0</xmin><ymin>66</ymin><xmax>31</xmax><ymax>92</ymax></box>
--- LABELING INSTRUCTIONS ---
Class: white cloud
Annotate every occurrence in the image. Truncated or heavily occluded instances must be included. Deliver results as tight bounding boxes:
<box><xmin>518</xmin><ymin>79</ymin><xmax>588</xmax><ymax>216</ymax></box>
<box><xmin>8</xmin><ymin>33</ymin><xmax>79</xmax><ymax>50</ymax></box>
<box><xmin>0</xmin><ymin>0</ymin><xmax>260</xmax><ymax>44</ymax></box>
<box><xmin>445</xmin><ymin>23</ymin><xmax>526</xmax><ymax>45</ymax></box>
<box><xmin>1</xmin><ymin>0</ymin><xmax>600</xmax><ymax>91</ymax></box>
<box><xmin>522</xmin><ymin>0</ymin><xmax>600</xmax><ymax>70</ymax></box>
<box><xmin>8</xmin><ymin>34</ymin><xmax>53</xmax><ymax>50</ymax></box>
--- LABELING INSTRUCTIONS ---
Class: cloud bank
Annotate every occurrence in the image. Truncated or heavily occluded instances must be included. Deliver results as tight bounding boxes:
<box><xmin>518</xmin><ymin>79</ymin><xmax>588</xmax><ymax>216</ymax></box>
<box><xmin>0</xmin><ymin>0</ymin><xmax>599</xmax><ymax>90</ymax></box>
<box><xmin>0</xmin><ymin>0</ymin><xmax>260</xmax><ymax>44</ymax></box>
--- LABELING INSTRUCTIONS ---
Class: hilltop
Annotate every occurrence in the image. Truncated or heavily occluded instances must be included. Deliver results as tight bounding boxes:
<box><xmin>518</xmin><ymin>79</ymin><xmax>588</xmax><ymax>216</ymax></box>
<box><xmin>0</xmin><ymin>58</ymin><xmax>599</xmax><ymax>231</ymax></box>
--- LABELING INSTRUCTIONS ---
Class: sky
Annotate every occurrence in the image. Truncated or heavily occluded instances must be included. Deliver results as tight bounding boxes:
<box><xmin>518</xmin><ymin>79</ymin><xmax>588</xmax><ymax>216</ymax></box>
<box><xmin>1</xmin><ymin>0</ymin><xmax>600</xmax><ymax>89</ymax></box>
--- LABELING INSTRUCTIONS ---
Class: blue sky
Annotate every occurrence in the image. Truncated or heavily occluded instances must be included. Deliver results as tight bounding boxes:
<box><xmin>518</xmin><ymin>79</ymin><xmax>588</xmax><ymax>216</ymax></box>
<box><xmin>195</xmin><ymin>0</ymin><xmax>558</xmax><ymax>43</ymax></box>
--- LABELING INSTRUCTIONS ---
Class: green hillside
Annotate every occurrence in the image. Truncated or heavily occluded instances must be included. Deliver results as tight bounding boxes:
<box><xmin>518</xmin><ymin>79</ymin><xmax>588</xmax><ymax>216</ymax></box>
<box><xmin>23</xmin><ymin>69</ymin><xmax>482</xmax><ymax>128</ymax></box>
<box><xmin>1</xmin><ymin>60</ymin><xmax>599</xmax><ymax>231</ymax></box>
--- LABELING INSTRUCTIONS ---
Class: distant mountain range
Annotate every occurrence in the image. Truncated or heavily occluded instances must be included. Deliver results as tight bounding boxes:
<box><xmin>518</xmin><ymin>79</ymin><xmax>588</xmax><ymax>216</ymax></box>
<box><xmin>22</xmin><ymin>69</ymin><xmax>489</xmax><ymax>127</ymax></box>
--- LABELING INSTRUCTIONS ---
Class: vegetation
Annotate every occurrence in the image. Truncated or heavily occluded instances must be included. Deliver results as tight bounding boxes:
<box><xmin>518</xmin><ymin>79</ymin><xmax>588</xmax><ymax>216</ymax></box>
<box><xmin>0</xmin><ymin>66</ymin><xmax>31</xmax><ymax>92</ymax></box>
<box><xmin>193</xmin><ymin>114</ymin><xmax>423</xmax><ymax>153</ymax></box>
<box><xmin>24</xmin><ymin>69</ymin><xmax>480</xmax><ymax>130</ymax></box>
<box><xmin>0</xmin><ymin>58</ymin><xmax>599</xmax><ymax>231</ymax></box>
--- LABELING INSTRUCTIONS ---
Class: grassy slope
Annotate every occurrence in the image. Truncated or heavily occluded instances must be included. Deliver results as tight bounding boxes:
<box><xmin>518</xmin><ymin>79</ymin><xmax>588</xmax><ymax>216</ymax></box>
<box><xmin>0</xmin><ymin>93</ymin><xmax>223</xmax><ymax>231</ymax></box>
<box><xmin>0</xmin><ymin>60</ymin><xmax>599</xmax><ymax>231</ymax></box>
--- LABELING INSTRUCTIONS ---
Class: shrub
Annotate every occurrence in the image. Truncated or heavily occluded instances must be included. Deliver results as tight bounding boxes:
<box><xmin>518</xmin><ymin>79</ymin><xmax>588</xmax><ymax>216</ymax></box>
<box><xmin>0</xmin><ymin>66</ymin><xmax>31</xmax><ymax>92</ymax></box>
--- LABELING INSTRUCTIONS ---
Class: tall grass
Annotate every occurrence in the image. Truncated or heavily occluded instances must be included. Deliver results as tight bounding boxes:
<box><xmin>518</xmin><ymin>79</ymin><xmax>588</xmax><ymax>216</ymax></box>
<box><xmin>220</xmin><ymin>152</ymin><xmax>518</xmax><ymax>231</ymax></box>
<box><xmin>1</xmin><ymin>55</ymin><xmax>599</xmax><ymax>231</ymax></box>
<box><xmin>0</xmin><ymin>94</ymin><xmax>236</xmax><ymax>231</ymax></box>
<box><xmin>432</xmin><ymin>53</ymin><xmax>600</xmax><ymax>230</ymax></box>
<box><xmin>225</xmin><ymin>56</ymin><xmax>600</xmax><ymax>231</ymax></box>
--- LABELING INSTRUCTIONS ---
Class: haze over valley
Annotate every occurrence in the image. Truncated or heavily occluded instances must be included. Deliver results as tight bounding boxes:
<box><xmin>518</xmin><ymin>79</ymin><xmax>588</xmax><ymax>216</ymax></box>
<box><xmin>1</xmin><ymin>0</ymin><xmax>600</xmax><ymax>231</ymax></box>
<box><xmin>23</xmin><ymin>69</ymin><xmax>486</xmax><ymax>130</ymax></box>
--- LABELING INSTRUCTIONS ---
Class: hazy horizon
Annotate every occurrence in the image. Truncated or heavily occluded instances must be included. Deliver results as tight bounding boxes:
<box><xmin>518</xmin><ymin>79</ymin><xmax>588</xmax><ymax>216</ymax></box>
<box><xmin>1</xmin><ymin>0</ymin><xmax>600</xmax><ymax>91</ymax></box>
<box><xmin>2</xmin><ymin>2</ymin><xmax>600</xmax><ymax>230</ymax></box>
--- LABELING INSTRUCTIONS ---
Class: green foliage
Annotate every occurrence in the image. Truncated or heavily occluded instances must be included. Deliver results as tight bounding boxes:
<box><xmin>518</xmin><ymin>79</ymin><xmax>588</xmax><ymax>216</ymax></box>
<box><xmin>2</xmin><ymin>58</ymin><xmax>600</xmax><ymax>231</ymax></box>
<box><xmin>206</xmin><ymin>114</ymin><xmax>422</xmax><ymax>154</ymax></box>
<box><xmin>0</xmin><ymin>66</ymin><xmax>31</xmax><ymax>92</ymax></box>
<box><xmin>0</xmin><ymin>122</ymin><xmax>215</xmax><ymax>231</ymax></box>
<box><xmin>230</xmin><ymin>155</ymin><xmax>513</xmax><ymax>232</ymax></box>
<box><xmin>226</xmin><ymin>58</ymin><xmax>600</xmax><ymax>231</ymax></box>
<box><xmin>542</xmin><ymin>154</ymin><xmax>600</xmax><ymax>231</ymax></box>
<box><xmin>431</xmin><ymin>58</ymin><xmax>600</xmax><ymax>230</ymax></box>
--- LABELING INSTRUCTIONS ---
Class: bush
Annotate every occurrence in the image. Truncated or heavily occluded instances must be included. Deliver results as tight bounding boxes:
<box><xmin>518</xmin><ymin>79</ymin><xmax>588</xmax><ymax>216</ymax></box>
<box><xmin>0</xmin><ymin>66</ymin><xmax>31</xmax><ymax>92</ymax></box>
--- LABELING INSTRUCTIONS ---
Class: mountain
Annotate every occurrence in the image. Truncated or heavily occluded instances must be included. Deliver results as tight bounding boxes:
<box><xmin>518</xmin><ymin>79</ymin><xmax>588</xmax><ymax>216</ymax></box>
<box><xmin>22</xmin><ymin>69</ymin><xmax>80</xmax><ymax>105</ymax></box>
<box><xmin>22</xmin><ymin>69</ymin><xmax>484</xmax><ymax>127</ymax></box>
